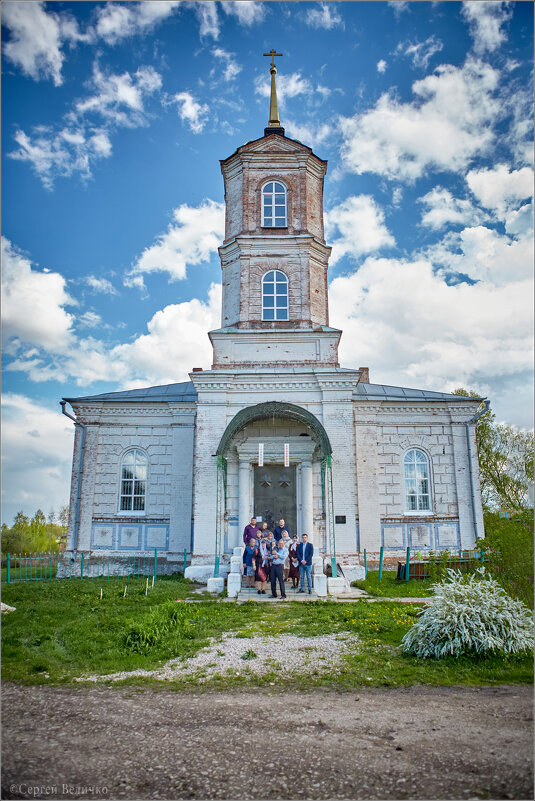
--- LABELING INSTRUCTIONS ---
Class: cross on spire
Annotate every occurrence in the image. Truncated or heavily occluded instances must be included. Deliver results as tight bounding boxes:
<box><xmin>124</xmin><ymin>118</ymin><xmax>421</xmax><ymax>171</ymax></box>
<box><xmin>263</xmin><ymin>49</ymin><xmax>284</xmax><ymax>134</ymax></box>
<box><xmin>263</xmin><ymin>49</ymin><xmax>283</xmax><ymax>69</ymax></box>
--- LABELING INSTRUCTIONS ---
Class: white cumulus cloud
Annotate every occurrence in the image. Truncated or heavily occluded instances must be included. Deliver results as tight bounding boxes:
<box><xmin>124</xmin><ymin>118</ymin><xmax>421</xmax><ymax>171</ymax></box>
<box><xmin>8</xmin><ymin>62</ymin><xmax>161</xmax><ymax>187</ymax></box>
<box><xmin>85</xmin><ymin>275</ymin><xmax>118</xmax><ymax>295</ymax></box>
<box><xmin>127</xmin><ymin>199</ymin><xmax>225</xmax><ymax>284</ymax></box>
<box><xmin>325</xmin><ymin>195</ymin><xmax>395</xmax><ymax>265</ymax></box>
<box><xmin>75</xmin><ymin>63</ymin><xmax>162</xmax><ymax>126</ymax></box>
<box><xmin>95</xmin><ymin>1</ymin><xmax>180</xmax><ymax>44</ymax></box>
<box><xmin>461</xmin><ymin>1</ymin><xmax>513</xmax><ymax>54</ymax></box>
<box><xmin>255</xmin><ymin>72</ymin><xmax>313</xmax><ymax>106</ymax></box>
<box><xmin>1</xmin><ymin>0</ymin><xmax>90</xmax><ymax>85</ymax></box>
<box><xmin>284</xmin><ymin>120</ymin><xmax>332</xmax><ymax>150</ymax></box>
<box><xmin>1</xmin><ymin>393</ymin><xmax>75</xmax><ymax>524</ymax></box>
<box><xmin>171</xmin><ymin>91</ymin><xmax>210</xmax><ymax>133</ymax></box>
<box><xmin>221</xmin><ymin>1</ymin><xmax>265</xmax><ymax>25</ymax></box>
<box><xmin>110</xmin><ymin>284</ymin><xmax>221</xmax><ymax>386</ymax></box>
<box><xmin>329</xmin><ymin>256</ymin><xmax>533</xmax><ymax>394</ymax></box>
<box><xmin>466</xmin><ymin>164</ymin><xmax>534</xmax><ymax>217</ymax></box>
<box><xmin>1</xmin><ymin>237</ymin><xmax>75</xmax><ymax>351</ymax></box>
<box><xmin>305</xmin><ymin>3</ymin><xmax>343</xmax><ymax>29</ymax></box>
<box><xmin>423</xmin><ymin>223</ymin><xmax>533</xmax><ymax>287</ymax></box>
<box><xmin>418</xmin><ymin>187</ymin><xmax>486</xmax><ymax>230</ymax></box>
<box><xmin>212</xmin><ymin>48</ymin><xmax>242</xmax><ymax>81</ymax></box>
<box><xmin>395</xmin><ymin>35</ymin><xmax>443</xmax><ymax>69</ymax></box>
<box><xmin>339</xmin><ymin>59</ymin><xmax>500</xmax><ymax>182</ymax></box>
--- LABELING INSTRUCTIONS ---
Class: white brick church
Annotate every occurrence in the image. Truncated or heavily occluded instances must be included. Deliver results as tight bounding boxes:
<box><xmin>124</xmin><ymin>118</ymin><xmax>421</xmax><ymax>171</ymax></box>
<box><xmin>62</xmin><ymin>57</ymin><xmax>485</xmax><ymax>594</ymax></box>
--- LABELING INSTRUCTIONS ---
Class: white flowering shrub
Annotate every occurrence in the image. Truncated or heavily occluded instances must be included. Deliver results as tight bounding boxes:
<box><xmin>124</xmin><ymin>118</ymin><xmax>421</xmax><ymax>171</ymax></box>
<box><xmin>402</xmin><ymin>568</ymin><xmax>534</xmax><ymax>659</ymax></box>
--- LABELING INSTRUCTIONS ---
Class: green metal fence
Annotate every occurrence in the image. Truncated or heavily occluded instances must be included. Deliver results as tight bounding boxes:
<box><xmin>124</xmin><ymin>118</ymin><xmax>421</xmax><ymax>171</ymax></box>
<box><xmin>396</xmin><ymin>548</ymin><xmax>485</xmax><ymax>581</ymax></box>
<box><xmin>3</xmin><ymin>550</ymin><xmax>168</xmax><ymax>583</ymax></box>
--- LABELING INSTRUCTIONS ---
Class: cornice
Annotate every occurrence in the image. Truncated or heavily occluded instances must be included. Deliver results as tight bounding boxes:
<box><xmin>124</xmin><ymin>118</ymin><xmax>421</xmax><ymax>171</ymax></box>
<box><xmin>353</xmin><ymin>402</ymin><xmax>481</xmax><ymax>419</ymax></box>
<box><xmin>219</xmin><ymin>235</ymin><xmax>331</xmax><ymax>260</ymax></box>
<box><xmin>72</xmin><ymin>402</ymin><xmax>196</xmax><ymax>421</ymax></box>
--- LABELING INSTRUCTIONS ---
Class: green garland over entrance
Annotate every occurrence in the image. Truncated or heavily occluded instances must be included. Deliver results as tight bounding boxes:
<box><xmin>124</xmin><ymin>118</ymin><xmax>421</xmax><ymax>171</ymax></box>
<box><xmin>216</xmin><ymin>401</ymin><xmax>333</xmax><ymax>459</ymax></box>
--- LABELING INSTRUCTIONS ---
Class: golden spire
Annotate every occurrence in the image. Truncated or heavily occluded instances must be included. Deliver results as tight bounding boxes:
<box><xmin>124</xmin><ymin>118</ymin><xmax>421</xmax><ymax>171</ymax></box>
<box><xmin>263</xmin><ymin>49</ymin><xmax>283</xmax><ymax>129</ymax></box>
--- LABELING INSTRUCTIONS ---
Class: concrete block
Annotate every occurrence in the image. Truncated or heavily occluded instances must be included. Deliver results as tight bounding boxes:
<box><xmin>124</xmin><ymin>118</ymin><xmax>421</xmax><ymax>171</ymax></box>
<box><xmin>327</xmin><ymin>577</ymin><xmax>346</xmax><ymax>597</ymax></box>
<box><xmin>230</xmin><ymin>556</ymin><xmax>243</xmax><ymax>573</ymax></box>
<box><xmin>313</xmin><ymin>574</ymin><xmax>327</xmax><ymax>597</ymax></box>
<box><xmin>340</xmin><ymin>564</ymin><xmax>365</xmax><ymax>583</ymax></box>
<box><xmin>185</xmin><ymin>564</ymin><xmax>229</xmax><ymax>583</ymax></box>
<box><xmin>312</xmin><ymin>556</ymin><xmax>323</xmax><ymax>574</ymax></box>
<box><xmin>207</xmin><ymin>577</ymin><xmax>225</xmax><ymax>594</ymax></box>
<box><xmin>227</xmin><ymin>573</ymin><xmax>242</xmax><ymax>598</ymax></box>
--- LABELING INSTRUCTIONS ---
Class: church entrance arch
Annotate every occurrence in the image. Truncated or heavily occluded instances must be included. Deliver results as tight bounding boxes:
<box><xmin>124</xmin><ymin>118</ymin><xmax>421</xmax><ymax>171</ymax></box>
<box><xmin>214</xmin><ymin>403</ymin><xmax>336</xmax><ymax>577</ymax></box>
<box><xmin>216</xmin><ymin>401</ymin><xmax>332</xmax><ymax>460</ymax></box>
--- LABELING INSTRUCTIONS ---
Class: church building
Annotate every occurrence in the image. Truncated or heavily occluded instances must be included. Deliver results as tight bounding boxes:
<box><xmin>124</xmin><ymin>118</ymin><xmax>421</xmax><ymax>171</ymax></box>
<box><xmin>61</xmin><ymin>54</ymin><xmax>485</xmax><ymax>596</ymax></box>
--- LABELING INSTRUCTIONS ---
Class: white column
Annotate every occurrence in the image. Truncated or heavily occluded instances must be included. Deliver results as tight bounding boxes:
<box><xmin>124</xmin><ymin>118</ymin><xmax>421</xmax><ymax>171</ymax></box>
<box><xmin>238</xmin><ymin>458</ymin><xmax>251</xmax><ymax>542</ymax></box>
<box><xmin>301</xmin><ymin>459</ymin><xmax>314</xmax><ymax>541</ymax></box>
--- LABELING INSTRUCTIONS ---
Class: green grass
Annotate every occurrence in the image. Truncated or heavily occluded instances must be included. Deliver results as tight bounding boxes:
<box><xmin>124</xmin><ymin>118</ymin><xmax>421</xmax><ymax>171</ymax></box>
<box><xmin>1</xmin><ymin>577</ymin><xmax>532</xmax><ymax>689</ymax></box>
<box><xmin>352</xmin><ymin>570</ymin><xmax>436</xmax><ymax>597</ymax></box>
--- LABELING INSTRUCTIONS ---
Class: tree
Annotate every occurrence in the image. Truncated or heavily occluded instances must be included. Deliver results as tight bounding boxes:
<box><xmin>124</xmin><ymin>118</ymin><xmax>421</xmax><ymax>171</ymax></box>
<box><xmin>1</xmin><ymin>512</ymin><xmax>30</xmax><ymax>554</ymax></box>
<box><xmin>59</xmin><ymin>505</ymin><xmax>70</xmax><ymax>528</ymax></box>
<box><xmin>454</xmin><ymin>389</ymin><xmax>535</xmax><ymax>511</ymax></box>
<box><xmin>29</xmin><ymin>509</ymin><xmax>49</xmax><ymax>552</ymax></box>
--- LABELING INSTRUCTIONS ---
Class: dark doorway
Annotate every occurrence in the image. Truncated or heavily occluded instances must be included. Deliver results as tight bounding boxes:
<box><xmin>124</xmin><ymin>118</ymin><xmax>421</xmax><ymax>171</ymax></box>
<box><xmin>254</xmin><ymin>464</ymin><xmax>296</xmax><ymax>535</ymax></box>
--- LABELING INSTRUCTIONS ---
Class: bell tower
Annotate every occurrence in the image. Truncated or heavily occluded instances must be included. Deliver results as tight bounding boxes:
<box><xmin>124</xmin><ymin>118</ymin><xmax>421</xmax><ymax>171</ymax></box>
<box><xmin>209</xmin><ymin>53</ymin><xmax>341</xmax><ymax>369</ymax></box>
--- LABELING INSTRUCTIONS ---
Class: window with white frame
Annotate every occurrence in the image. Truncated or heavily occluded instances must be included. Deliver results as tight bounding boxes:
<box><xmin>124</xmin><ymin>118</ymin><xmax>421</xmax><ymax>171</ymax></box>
<box><xmin>262</xmin><ymin>181</ymin><xmax>287</xmax><ymax>227</ymax></box>
<box><xmin>119</xmin><ymin>449</ymin><xmax>147</xmax><ymax>512</ymax></box>
<box><xmin>404</xmin><ymin>449</ymin><xmax>431</xmax><ymax>512</ymax></box>
<box><xmin>262</xmin><ymin>270</ymin><xmax>288</xmax><ymax>320</ymax></box>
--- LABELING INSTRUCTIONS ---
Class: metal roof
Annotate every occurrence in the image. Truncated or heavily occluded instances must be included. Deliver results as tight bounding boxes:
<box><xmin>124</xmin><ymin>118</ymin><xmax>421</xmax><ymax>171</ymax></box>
<box><xmin>354</xmin><ymin>383</ymin><xmax>483</xmax><ymax>402</ymax></box>
<box><xmin>63</xmin><ymin>378</ymin><xmax>482</xmax><ymax>405</ymax></box>
<box><xmin>63</xmin><ymin>381</ymin><xmax>198</xmax><ymax>403</ymax></box>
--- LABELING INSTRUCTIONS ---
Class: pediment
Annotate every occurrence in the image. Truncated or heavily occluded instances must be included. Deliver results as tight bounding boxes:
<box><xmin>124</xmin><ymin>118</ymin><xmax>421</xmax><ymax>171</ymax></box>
<box><xmin>239</xmin><ymin>134</ymin><xmax>311</xmax><ymax>156</ymax></box>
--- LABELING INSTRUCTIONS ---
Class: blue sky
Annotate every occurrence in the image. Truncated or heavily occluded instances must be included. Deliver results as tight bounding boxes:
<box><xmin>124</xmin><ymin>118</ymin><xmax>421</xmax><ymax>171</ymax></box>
<box><xmin>1</xmin><ymin>0</ymin><xmax>533</xmax><ymax>525</ymax></box>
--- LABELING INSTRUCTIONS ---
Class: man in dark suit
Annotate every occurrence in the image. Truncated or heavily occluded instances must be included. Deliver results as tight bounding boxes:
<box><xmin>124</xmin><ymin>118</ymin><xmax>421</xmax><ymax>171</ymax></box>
<box><xmin>296</xmin><ymin>533</ymin><xmax>313</xmax><ymax>594</ymax></box>
<box><xmin>273</xmin><ymin>518</ymin><xmax>290</xmax><ymax>541</ymax></box>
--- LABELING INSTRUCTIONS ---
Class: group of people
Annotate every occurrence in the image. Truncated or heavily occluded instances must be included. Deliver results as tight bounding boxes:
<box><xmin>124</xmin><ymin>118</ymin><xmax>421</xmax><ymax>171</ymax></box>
<box><xmin>242</xmin><ymin>517</ymin><xmax>314</xmax><ymax>598</ymax></box>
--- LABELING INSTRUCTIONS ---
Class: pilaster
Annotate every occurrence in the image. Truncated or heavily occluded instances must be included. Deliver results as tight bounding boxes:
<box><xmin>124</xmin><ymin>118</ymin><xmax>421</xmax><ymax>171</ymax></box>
<box><xmin>354</xmin><ymin>412</ymin><xmax>382</xmax><ymax>552</ymax></box>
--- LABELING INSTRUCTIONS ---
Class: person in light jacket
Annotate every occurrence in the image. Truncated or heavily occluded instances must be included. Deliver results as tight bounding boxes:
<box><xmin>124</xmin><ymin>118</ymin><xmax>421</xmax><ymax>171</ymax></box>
<box><xmin>270</xmin><ymin>540</ymin><xmax>288</xmax><ymax>599</ymax></box>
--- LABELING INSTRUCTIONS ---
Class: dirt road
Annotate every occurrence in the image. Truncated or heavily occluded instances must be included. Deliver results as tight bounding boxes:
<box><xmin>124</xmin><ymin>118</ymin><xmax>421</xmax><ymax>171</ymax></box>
<box><xmin>2</xmin><ymin>683</ymin><xmax>532</xmax><ymax>800</ymax></box>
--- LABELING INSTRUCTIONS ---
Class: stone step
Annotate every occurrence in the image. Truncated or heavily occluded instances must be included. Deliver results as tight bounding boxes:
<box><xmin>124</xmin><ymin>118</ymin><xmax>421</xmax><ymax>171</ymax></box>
<box><xmin>236</xmin><ymin>586</ymin><xmax>318</xmax><ymax>602</ymax></box>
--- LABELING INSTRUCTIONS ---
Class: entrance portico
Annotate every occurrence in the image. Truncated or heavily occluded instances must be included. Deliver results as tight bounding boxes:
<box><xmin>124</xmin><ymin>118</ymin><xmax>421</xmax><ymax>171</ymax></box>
<box><xmin>217</xmin><ymin>401</ymin><xmax>332</xmax><ymax>552</ymax></box>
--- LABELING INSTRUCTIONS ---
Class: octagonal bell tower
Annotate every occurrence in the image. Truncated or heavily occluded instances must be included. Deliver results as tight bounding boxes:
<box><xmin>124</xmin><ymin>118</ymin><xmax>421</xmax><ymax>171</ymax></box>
<box><xmin>209</xmin><ymin>53</ymin><xmax>341</xmax><ymax>370</ymax></box>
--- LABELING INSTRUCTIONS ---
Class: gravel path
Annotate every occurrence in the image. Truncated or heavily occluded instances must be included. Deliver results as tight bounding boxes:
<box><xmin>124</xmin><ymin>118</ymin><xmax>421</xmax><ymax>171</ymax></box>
<box><xmin>74</xmin><ymin>632</ymin><xmax>357</xmax><ymax>683</ymax></box>
<box><xmin>2</xmin><ymin>683</ymin><xmax>532</xmax><ymax>800</ymax></box>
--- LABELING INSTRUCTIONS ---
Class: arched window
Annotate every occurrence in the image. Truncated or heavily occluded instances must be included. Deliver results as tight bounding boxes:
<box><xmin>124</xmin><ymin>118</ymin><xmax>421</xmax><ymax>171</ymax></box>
<box><xmin>262</xmin><ymin>181</ymin><xmax>287</xmax><ymax>227</ymax></box>
<box><xmin>404</xmin><ymin>449</ymin><xmax>431</xmax><ymax>512</ymax></box>
<box><xmin>119</xmin><ymin>449</ymin><xmax>147</xmax><ymax>512</ymax></box>
<box><xmin>262</xmin><ymin>270</ymin><xmax>288</xmax><ymax>321</ymax></box>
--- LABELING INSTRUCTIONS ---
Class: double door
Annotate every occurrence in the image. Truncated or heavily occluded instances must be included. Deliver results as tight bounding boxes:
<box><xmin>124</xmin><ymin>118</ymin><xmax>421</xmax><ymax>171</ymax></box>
<box><xmin>253</xmin><ymin>464</ymin><xmax>296</xmax><ymax>535</ymax></box>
